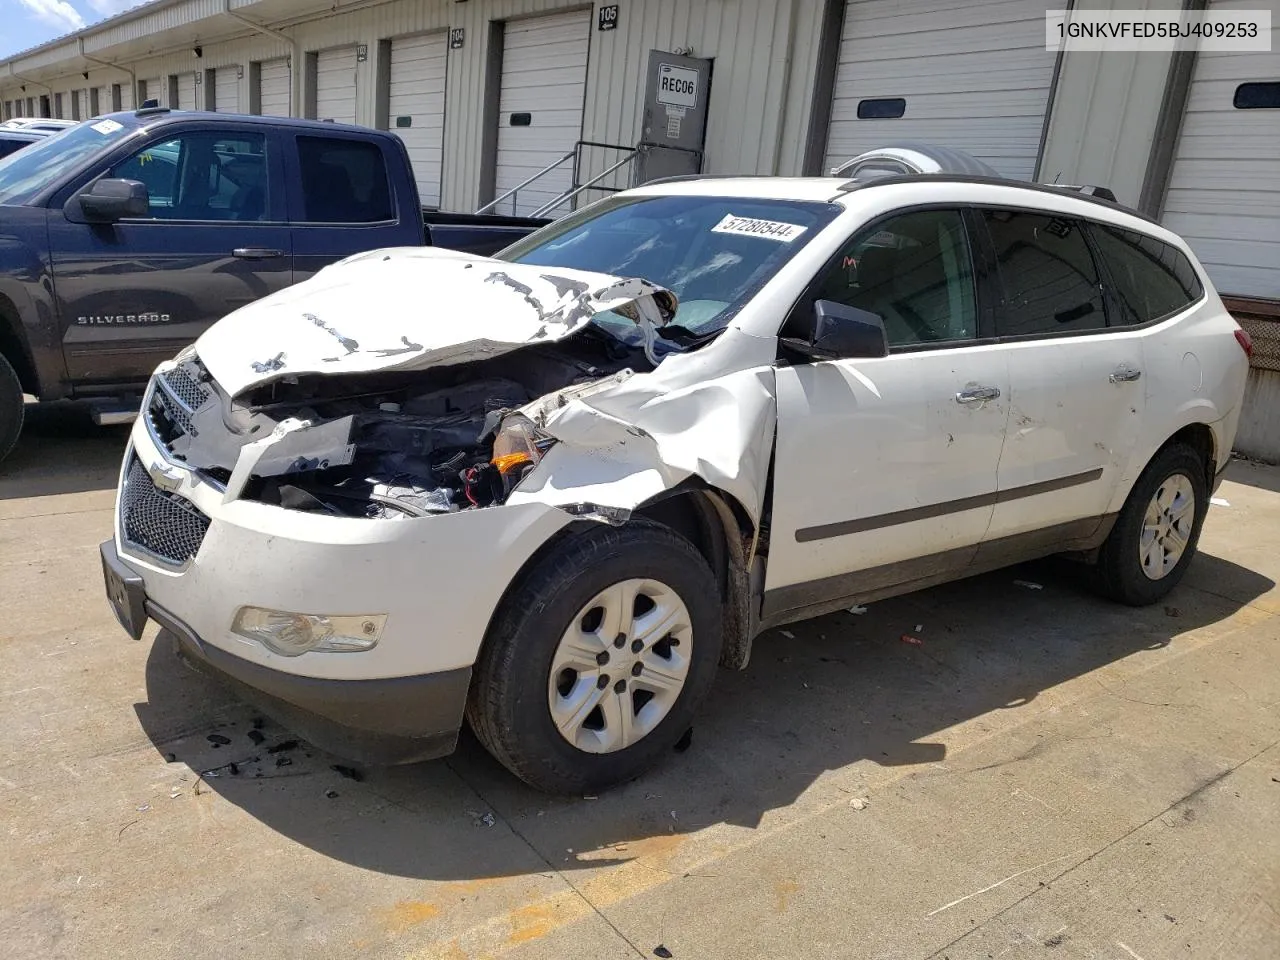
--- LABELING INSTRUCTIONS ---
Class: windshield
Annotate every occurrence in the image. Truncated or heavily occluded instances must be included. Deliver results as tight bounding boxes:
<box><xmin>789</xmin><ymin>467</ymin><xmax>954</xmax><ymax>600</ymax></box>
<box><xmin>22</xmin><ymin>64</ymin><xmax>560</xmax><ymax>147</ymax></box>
<box><xmin>0</xmin><ymin>118</ymin><xmax>137</xmax><ymax>205</ymax></box>
<box><xmin>500</xmin><ymin>194</ymin><xmax>839</xmax><ymax>340</ymax></box>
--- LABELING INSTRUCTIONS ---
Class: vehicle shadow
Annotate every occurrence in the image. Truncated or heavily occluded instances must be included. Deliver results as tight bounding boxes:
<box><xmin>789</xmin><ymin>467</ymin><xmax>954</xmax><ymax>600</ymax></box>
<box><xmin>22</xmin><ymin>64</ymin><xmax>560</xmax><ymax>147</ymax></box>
<box><xmin>0</xmin><ymin>401</ymin><xmax>130</xmax><ymax>498</ymax></box>
<box><xmin>133</xmin><ymin>550</ymin><xmax>1272</xmax><ymax>881</ymax></box>
<box><xmin>1225</xmin><ymin>457</ymin><xmax>1280</xmax><ymax>494</ymax></box>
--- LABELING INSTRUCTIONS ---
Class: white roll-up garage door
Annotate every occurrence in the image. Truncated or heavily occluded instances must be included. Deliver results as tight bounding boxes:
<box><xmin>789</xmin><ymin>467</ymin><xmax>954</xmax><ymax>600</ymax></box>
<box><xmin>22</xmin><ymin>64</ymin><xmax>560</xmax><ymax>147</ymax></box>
<box><xmin>316</xmin><ymin>48</ymin><xmax>358</xmax><ymax>124</ymax></box>
<box><xmin>118</xmin><ymin>83</ymin><xmax>133</xmax><ymax>111</ymax></box>
<box><xmin>177</xmin><ymin>73</ymin><xmax>197</xmax><ymax>110</ymax></box>
<box><xmin>259</xmin><ymin>59</ymin><xmax>290</xmax><ymax>117</ymax></box>
<box><xmin>215</xmin><ymin>67</ymin><xmax>240</xmax><ymax>112</ymax></box>
<box><xmin>824</xmin><ymin>0</ymin><xmax>1055</xmax><ymax>179</ymax></box>
<box><xmin>94</xmin><ymin>85</ymin><xmax>110</xmax><ymax>116</ymax></box>
<box><xmin>389</xmin><ymin>33</ymin><xmax>448</xmax><ymax>208</ymax></box>
<box><xmin>1161</xmin><ymin>3</ymin><xmax>1279</xmax><ymax>300</ymax></box>
<box><xmin>494</xmin><ymin>9</ymin><xmax>591</xmax><ymax>217</ymax></box>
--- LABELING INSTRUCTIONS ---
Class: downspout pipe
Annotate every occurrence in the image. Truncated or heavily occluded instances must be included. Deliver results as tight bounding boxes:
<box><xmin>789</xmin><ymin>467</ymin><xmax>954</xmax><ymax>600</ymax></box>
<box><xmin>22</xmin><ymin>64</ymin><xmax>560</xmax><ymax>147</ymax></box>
<box><xmin>79</xmin><ymin>38</ymin><xmax>137</xmax><ymax>109</ymax></box>
<box><xmin>225</xmin><ymin>0</ymin><xmax>300</xmax><ymax>115</ymax></box>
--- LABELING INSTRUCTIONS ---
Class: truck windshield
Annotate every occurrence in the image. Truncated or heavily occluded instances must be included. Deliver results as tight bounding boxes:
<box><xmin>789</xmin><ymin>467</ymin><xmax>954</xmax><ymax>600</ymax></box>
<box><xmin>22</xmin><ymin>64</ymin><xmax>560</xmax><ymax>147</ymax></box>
<box><xmin>0</xmin><ymin>118</ymin><xmax>136</xmax><ymax>205</ymax></box>
<box><xmin>500</xmin><ymin>194</ymin><xmax>840</xmax><ymax>338</ymax></box>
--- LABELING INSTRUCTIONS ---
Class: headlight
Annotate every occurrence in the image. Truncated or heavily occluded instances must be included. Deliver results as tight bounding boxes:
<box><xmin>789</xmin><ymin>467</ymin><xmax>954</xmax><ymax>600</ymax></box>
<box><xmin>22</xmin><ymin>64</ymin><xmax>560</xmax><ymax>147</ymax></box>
<box><xmin>232</xmin><ymin>607</ymin><xmax>386</xmax><ymax>657</ymax></box>
<box><xmin>490</xmin><ymin>414</ymin><xmax>556</xmax><ymax>477</ymax></box>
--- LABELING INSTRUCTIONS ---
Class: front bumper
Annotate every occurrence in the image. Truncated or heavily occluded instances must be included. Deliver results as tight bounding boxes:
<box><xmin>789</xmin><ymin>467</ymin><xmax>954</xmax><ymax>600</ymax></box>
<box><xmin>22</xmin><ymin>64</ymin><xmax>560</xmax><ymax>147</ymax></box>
<box><xmin>103</xmin><ymin>538</ymin><xmax>470</xmax><ymax>764</ymax></box>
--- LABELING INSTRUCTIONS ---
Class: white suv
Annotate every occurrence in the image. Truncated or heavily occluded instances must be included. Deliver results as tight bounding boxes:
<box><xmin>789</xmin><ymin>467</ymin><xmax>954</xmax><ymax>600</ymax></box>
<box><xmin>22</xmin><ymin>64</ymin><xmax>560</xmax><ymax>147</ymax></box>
<box><xmin>102</xmin><ymin>174</ymin><xmax>1251</xmax><ymax>793</ymax></box>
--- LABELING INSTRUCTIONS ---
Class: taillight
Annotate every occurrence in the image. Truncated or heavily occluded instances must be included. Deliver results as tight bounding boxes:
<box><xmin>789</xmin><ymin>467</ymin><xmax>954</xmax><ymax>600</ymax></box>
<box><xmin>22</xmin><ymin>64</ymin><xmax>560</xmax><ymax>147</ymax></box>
<box><xmin>1234</xmin><ymin>328</ymin><xmax>1253</xmax><ymax>358</ymax></box>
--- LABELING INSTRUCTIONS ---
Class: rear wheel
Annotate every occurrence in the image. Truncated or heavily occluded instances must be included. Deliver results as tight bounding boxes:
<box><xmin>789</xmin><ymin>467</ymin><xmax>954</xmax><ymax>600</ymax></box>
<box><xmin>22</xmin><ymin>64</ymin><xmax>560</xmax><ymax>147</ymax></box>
<box><xmin>467</xmin><ymin>521</ymin><xmax>722</xmax><ymax>794</ymax></box>
<box><xmin>1092</xmin><ymin>443</ymin><xmax>1207</xmax><ymax>606</ymax></box>
<box><xmin>0</xmin><ymin>352</ymin><xmax>24</xmax><ymax>465</ymax></box>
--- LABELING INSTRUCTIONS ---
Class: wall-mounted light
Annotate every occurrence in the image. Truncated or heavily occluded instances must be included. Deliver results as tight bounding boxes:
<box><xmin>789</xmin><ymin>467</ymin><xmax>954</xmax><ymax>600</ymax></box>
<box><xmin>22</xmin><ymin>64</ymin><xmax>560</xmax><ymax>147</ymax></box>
<box><xmin>237</xmin><ymin>66</ymin><xmax>244</xmax><ymax>79</ymax></box>
<box><xmin>193</xmin><ymin>46</ymin><xmax>203</xmax><ymax>58</ymax></box>
<box><xmin>82</xmin><ymin>71</ymin><xmax>89</xmax><ymax>79</ymax></box>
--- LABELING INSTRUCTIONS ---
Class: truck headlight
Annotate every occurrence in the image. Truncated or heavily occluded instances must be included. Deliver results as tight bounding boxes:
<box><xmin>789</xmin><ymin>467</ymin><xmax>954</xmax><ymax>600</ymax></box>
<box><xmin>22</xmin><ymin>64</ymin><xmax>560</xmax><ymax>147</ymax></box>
<box><xmin>232</xmin><ymin>607</ymin><xmax>386</xmax><ymax>656</ymax></box>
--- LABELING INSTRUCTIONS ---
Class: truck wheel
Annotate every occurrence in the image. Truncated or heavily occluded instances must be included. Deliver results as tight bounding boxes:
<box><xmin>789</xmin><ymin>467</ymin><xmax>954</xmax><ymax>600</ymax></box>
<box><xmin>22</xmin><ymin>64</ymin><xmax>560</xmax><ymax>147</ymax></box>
<box><xmin>0</xmin><ymin>352</ymin><xmax>24</xmax><ymax>465</ymax></box>
<box><xmin>1092</xmin><ymin>443</ymin><xmax>1207</xmax><ymax>606</ymax></box>
<box><xmin>467</xmin><ymin>520</ymin><xmax>722</xmax><ymax>794</ymax></box>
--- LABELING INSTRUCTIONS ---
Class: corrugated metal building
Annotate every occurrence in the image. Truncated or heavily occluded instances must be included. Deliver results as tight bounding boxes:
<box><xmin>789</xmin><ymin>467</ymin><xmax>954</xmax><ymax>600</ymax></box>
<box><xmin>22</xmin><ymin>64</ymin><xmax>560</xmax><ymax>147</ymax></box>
<box><xmin>1</xmin><ymin>0</ymin><xmax>1277</xmax><ymax>450</ymax></box>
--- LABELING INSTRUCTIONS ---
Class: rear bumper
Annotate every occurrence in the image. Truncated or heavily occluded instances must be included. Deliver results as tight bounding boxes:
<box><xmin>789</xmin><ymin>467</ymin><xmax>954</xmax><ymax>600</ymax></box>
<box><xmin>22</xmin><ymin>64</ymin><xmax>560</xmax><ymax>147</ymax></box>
<box><xmin>104</xmin><ymin>539</ymin><xmax>470</xmax><ymax>765</ymax></box>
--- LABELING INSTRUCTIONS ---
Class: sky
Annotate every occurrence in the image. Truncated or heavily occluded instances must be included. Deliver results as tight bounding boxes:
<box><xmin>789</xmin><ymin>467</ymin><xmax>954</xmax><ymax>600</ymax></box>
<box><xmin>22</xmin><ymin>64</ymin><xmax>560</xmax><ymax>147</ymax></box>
<box><xmin>3</xmin><ymin>0</ymin><xmax>143</xmax><ymax>60</ymax></box>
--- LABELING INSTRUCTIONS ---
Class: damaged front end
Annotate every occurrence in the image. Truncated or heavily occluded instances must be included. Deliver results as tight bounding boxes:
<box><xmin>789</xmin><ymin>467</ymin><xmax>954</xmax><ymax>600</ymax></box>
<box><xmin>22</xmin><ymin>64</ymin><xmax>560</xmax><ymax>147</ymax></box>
<box><xmin>148</xmin><ymin>349</ymin><xmax>638</xmax><ymax>521</ymax></box>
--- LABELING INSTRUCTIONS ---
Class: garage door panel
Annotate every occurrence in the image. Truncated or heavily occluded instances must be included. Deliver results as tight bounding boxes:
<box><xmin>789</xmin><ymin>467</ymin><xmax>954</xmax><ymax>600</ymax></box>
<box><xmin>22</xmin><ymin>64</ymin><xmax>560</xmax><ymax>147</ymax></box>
<box><xmin>824</xmin><ymin>0</ymin><xmax>1054</xmax><ymax>180</ymax></box>
<box><xmin>259</xmin><ymin>59</ymin><xmax>290</xmax><ymax>117</ymax></box>
<box><xmin>316</xmin><ymin>48</ymin><xmax>357</xmax><ymax>124</ymax></box>
<box><xmin>390</xmin><ymin>33</ymin><xmax>447</xmax><ymax>208</ymax></box>
<box><xmin>177</xmin><ymin>74</ymin><xmax>197</xmax><ymax>110</ymax></box>
<box><xmin>1161</xmin><ymin>1</ymin><xmax>1278</xmax><ymax>300</ymax></box>
<box><xmin>215</xmin><ymin>68</ymin><xmax>239</xmax><ymax>112</ymax></box>
<box><xmin>494</xmin><ymin>9</ymin><xmax>590</xmax><ymax>218</ymax></box>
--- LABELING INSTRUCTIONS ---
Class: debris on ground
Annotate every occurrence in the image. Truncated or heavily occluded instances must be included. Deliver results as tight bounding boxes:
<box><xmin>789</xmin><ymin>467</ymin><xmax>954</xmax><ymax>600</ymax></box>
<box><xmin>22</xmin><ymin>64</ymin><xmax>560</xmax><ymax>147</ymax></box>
<box><xmin>275</xmin><ymin>756</ymin><xmax>293</xmax><ymax>768</ymax></box>
<box><xmin>654</xmin><ymin>947</ymin><xmax>673</xmax><ymax>959</ymax></box>
<box><xmin>1165</xmin><ymin>606</ymin><xmax>1181</xmax><ymax>618</ymax></box>
<box><xmin>206</xmin><ymin>734</ymin><xmax>231</xmax><ymax>747</ymax></box>
<box><xmin>847</xmin><ymin>605</ymin><xmax>868</xmax><ymax>615</ymax></box>
<box><xmin>169</xmin><ymin>787</ymin><xmax>181</xmax><ymax>800</ymax></box>
<box><xmin>849</xmin><ymin>797</ymin><xmax>870</xmax><ymax>810</ymax></box>
<box><xmin>164</xmin><ymin>752</ymin><xmax>176</xmax><ymax>763</ymax></box>
<box><xmin>1210</xmin><ymin>497</ymin><xmax>1231</xmax><ymax>507</ymax></box>
<box><xmin>135</xmin><ymin>803</ymin><xmax>150</xmax><ymax>813</ymax></box>
<box><xmin>247</xmin><ymin>729</ymin><xmax>265</xmax><ymax>745</ymax></box>
<box><xmin>331</xmin><ymin>764</ymin><xmax>363</xmax><ymax>782</ymax></box>
<box><xmin>900</xmin><ymin>634</ymin><xmax>923</xmax><ymax>646</ymax></box>
<box><xmin>325</xmin><ymin>789</ymin><xmax>339</xmax><ymax>799</ymax></box>
<box><xmin>480</xmin><ymin>812</ymin><xmax>495</xmax><ymax>827</ymax></box>
<box><xmin>266</xmin><ymin>739</ymin><xmax>299</xmax><ymax>754</ymax></box>
<box><xmin>915</xmin><ymin>624</ymin><xmax>924</xmax><ymax>632</ymax></box>
<box><xmin>1013</xmin><ymin>580</ymin><xmax>1044</xmax><ymax>590</ymax></box>
<box><xmin>780</xmin><ymin>629</ymin><xmax>795</xmax><ymax>639</ymax></box>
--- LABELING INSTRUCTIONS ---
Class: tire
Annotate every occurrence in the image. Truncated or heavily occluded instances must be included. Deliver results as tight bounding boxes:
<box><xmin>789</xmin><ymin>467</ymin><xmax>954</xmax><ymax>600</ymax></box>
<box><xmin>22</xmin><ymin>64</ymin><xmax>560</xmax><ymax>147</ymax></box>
<box><xmin>0</xmin><ymin>352</ymin><xmax>24</xmax><ymax>466</ymax></box>
<box><xmin>1092</xmin><ymin>443</ymin><xmax>1208</xmax><ymax>606</ymax></box>
<box><xmin>467</xmin><ymin>520</ymin><xmax>722</xmax><ymax>794</ymax></box>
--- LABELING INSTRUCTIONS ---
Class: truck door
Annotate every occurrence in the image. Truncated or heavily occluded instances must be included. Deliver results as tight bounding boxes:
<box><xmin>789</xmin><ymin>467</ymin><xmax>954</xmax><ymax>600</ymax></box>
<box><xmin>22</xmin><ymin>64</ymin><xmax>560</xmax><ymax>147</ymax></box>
<box><xmin>48</xmin><ymin>125</ymin><xmax>293</xmax><ymax>384</ymax></box>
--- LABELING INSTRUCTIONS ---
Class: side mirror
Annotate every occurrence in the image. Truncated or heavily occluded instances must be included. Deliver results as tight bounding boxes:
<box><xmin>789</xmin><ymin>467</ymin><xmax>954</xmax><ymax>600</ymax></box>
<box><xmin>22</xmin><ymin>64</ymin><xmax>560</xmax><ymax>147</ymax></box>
<box><xmin>783</xmin><ymin>299</ymin><xmax>889</xmax><ymax>361</ymax></box>
<box><xmin>79</xmin><ymin>178</ymin><xmax>149</xmax><ymax>223</ymax></box>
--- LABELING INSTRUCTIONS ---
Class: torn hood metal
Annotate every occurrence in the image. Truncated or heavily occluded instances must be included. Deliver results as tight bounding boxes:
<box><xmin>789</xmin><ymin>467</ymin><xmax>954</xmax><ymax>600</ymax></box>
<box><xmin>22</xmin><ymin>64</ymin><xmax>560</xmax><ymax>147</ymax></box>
<box><xmin>195</xmin><ymin>247</ymin><xmax>677</xmax><ymax>397</ymax></box>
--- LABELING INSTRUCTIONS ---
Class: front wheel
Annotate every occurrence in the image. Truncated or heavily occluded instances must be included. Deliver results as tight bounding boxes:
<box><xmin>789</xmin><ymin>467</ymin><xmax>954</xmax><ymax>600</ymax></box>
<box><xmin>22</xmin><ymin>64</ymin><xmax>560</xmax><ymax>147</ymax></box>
<box><xmin>467</xmin><ymin>521</ymin><xmax>722</xmax><ymax>794</ymax></box>
<box><xmin>1092</xmin><ymin>443</ymin><xmax>1208</xmax><ymax>606</ymax></box>
<box><xmin>0</xmin><ymin>352</ymin><xmax>24</xmax><ymax>465</ymax></box>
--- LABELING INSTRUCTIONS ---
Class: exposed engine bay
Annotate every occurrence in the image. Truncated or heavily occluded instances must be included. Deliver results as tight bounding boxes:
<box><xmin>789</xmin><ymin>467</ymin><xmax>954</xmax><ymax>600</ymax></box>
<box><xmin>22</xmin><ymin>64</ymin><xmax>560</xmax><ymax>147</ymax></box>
<box><xmin>148</xmin><ymin>331</ymin><xmax>646</xmax><ymax>520</ymax></box>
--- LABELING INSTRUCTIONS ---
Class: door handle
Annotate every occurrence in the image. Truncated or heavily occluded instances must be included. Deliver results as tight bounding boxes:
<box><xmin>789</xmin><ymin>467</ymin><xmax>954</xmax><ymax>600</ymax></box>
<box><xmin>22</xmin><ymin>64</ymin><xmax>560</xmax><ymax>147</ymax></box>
<box><xmin>1109</xmin><ymin>365</ymin><xmax>1142</xmax><ymax>383</ymax></box>
<box><xmin>955</xmin><ymin>384</ymin><xmax>1001</xmax><ymax>404</ymax></box>
<box><xmin>233</xmin><ymin>247</ymin><xmax>284</xmax><ymax>259</ymax></box>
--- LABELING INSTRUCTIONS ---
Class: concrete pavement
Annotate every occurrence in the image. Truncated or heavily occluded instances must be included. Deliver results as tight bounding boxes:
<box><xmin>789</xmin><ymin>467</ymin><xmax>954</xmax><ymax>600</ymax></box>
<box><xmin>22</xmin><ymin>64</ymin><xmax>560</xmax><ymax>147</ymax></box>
<box><xmin>1</xmin><ymin>403</ymin><xmax>1277</xmax><ymax>959</ymax></box>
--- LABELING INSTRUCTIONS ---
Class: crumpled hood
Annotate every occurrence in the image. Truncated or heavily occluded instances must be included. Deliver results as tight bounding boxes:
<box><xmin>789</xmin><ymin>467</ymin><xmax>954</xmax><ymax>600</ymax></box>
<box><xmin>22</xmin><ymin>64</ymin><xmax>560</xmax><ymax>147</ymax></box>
<box><xmin>195</xmin><ymin>247</ymin><xmax>677</xmax><ymax>397</ymax></box>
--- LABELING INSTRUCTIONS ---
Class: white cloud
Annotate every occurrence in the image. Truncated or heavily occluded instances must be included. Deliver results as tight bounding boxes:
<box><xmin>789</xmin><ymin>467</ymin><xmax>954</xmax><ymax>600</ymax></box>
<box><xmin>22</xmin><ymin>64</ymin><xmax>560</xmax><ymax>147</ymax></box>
<box><xmin>17</xmin><ymin>0</ymin><xmax>86</xmax><ymax>31</ymax></box>
<box><xmin>85</xmin><ymin>0</ymin><xmax>143</xmax><ymax>14</ymax></box>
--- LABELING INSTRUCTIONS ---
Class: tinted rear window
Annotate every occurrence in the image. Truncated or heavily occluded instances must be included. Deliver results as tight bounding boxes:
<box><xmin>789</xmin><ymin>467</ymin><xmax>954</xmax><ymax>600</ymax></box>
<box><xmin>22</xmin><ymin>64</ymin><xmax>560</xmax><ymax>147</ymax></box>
<box><xmin>983</xmin><ymin>210</ymin><xmax>1105</xmax><ymax>337</ymax></box>
<box><xmin>1089</xmin><ymin>224</ymin><xmax>1203</xmax><ymax>325</ymax></box>
<box><xmin>296</xmin><ymin>136</ymin><xmax>393</xmax><ymax>223</ymax></box>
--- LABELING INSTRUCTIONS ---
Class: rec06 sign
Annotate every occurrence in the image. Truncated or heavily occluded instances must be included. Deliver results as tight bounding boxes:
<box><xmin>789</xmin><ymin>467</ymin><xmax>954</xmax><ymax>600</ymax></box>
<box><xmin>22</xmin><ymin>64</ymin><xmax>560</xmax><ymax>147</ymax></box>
<box><xmin>656</xmin><ymin>63</ymin><xmax>698</xmax><ymax>109</ymax></box>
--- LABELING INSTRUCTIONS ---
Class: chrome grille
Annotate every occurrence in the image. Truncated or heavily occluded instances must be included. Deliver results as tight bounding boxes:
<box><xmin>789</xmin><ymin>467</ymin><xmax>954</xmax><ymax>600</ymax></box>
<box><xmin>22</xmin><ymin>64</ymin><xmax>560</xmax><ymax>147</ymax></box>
<box><xmin>121</xmin><ymin>457</ymin><xmax>210</xmax><ymax>566</ymax></box>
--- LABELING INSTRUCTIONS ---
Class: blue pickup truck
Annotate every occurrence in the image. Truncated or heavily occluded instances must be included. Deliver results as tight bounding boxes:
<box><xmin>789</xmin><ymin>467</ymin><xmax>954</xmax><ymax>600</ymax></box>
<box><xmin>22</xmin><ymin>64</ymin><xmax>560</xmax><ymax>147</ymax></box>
<box><xmin>0</xmin><ymin>108</ymin><xmax>547</xmax><ymax>462</ymax></box>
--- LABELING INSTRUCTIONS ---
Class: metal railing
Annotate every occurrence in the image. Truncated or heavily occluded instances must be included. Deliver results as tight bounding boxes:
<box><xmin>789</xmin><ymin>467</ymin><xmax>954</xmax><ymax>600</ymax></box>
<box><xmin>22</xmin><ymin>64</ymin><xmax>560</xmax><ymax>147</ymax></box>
<box><xmin>475</xmin><ymin>140</ymin><xmax>637</xmax><ymax>219</ymax></box>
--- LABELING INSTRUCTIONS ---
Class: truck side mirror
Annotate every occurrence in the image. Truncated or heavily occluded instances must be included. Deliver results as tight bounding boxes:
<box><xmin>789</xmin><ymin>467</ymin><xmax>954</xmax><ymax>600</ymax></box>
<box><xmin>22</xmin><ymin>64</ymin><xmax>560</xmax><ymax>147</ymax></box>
<box><xmin>782</xmin><ymin>299</ymin><xmax>889</xmax><ymax>361</ymax></box>
<box><xmin>79</xmin><ymin>178</ymin><xmax>149</xmax><ymax>223</ymax></box>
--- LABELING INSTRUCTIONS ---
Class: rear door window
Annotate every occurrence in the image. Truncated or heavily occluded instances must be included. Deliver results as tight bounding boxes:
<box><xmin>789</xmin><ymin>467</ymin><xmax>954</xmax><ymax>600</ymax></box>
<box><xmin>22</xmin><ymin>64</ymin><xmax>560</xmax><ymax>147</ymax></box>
<box><xmin>295</xmin><ymin>136</ymin><xmax>393</xmax><ymax>223</ymax></box>
<box><xmin>1087</xmin><ymin>223</ymin><xmax>1203</xmax><ymax>325</ymax></box>
<box><xmin>981</xmin><ymin>210</ymin><xmax>1105</xmax><ymax>337</ymax></box>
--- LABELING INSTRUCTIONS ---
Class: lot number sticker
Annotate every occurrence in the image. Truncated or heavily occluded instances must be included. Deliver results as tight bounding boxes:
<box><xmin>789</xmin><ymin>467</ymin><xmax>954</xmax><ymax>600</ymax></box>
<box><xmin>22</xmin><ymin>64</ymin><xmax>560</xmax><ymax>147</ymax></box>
<box><xmin>657</xmin><ymin>64</ymin><xmax>699</xmax><ymax>108</ymax></box>
<box><xmin>90</xmin><ymin>118</ymin><xmax>123</xmax><ymax>135</ymax></box>
<box><xmin>712</xmin><ymin>214</ymin><xmax>808</xmax><ymax>243</ymax></box>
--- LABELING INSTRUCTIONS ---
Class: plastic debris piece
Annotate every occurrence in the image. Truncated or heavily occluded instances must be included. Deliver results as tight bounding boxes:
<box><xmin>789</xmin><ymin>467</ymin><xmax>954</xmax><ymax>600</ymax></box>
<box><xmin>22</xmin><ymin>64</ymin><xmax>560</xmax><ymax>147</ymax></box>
<box><xmin>849</xmin><ymin>797</ymin><xmax>869</xmax><ymax>810</ymax></box>
<box><xmin>169</xmin><ymin>788</ymin><xmax>181</xmax><ymax>799</ymax></box>
<box><xmin>136</xmin><ymin>803</ymin><xmax>150</xmax><ymax>812</ymax></box>
<box><xmin>900</xmin><ymin>634</ymin><xmax>923</xmax><ymax>646</ymax></box>
<box><xmin>1013</xmin><ymin>580</ymin><xmax>1044</xmax><ymax>590</ymax></box>
<box><xmin>480</xmin><ymin>812</ymin><xmax>495</xmax><ymax>827</ymax></box>
<box><xmin>780</xmin><ymin>630</ymin><xmax>795</xmax><ymax>639</ymax></box>
<box><xmin>847</xmin><ymin>605</ymin><xmax>868</xmax><ymax>615</ymax></box>
<box><xmin>654</xmin><ymin>947</ymin><xmax>674</xmax><ymax>959</ymax></box>
<box><xmin>1210</xmin><ymin>497</ymin><xmax>1230</xmax><ymax>507</ymax></box>
<box><xmin>915</xmin><ymin>624</ymin><xmax>924</xmax><ymax>633</ymax></box>
<box><xmin>583</xmin><ymin>795</ymin><xmax>598</xmax><ymax>801</ymax></box>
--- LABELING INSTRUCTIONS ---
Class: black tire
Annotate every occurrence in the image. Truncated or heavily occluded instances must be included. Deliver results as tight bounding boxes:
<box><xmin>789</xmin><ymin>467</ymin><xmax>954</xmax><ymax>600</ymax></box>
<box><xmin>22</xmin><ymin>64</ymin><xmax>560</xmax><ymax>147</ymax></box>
<box><xmin>0</xmin><ymin>352</ymin><xmax>24</xmax><ymax>465</ymax></box>
<box><xmin>467</xmin><ymin>520</ymin><xmax>722</xmax><ymax>794</ymax></box>
<box><xmin>1092</xmin><ymin>443</ymin><xmax>1208</xmax><ymax>606</ymax></box>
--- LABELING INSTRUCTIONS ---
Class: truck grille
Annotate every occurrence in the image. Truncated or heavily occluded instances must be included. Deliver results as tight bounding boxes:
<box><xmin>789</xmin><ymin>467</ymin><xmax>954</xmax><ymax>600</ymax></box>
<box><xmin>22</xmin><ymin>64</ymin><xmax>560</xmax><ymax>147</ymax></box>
<box><xmin>121</xmin><ymin>457</ymin><xmax>210</xmax><ymax>566</ymax></box>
